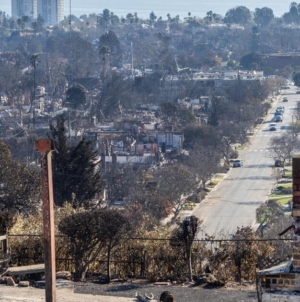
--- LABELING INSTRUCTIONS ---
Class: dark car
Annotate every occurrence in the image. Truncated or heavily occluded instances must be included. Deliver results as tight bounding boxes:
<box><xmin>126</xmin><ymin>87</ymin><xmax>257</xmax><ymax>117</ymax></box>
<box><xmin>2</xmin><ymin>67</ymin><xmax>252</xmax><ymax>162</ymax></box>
<box><xmin>232</xmin><ymin>159</ymin><xmax>243</xmax><ymax>167</ymax></box>
<box><xmin>275</xmin><ymin>159</ymin><xmax>284</xmax><ymax>167</ymax></box>
<box><xmin>275</xmin><ymin>115</ymin><xmax>283</xmax><ymax>122</ymax></box>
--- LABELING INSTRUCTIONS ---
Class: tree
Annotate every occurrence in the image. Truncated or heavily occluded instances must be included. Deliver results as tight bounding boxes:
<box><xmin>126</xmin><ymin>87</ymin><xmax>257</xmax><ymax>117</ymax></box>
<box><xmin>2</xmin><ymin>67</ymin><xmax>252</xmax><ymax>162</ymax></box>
<box><xmin>154</xmin><ymin>165</ymin><xmax>197</xmax><ymax>220</ymax></box>
<box><xmin>269</xmin><ymin>133</ymin><xmax>297</xmax><ymax>169</ymax></box>
<box><xmin>99</xmin><ymin>45</ymin><xmax>111</xmax><ymax>83</ymax></box>
<box><xmin>58</xmin><ymin>210</ymin><xmax>105</xmax><ymax>280</ymax></box>
<box><xmin>65</xmin><ymin>83</ymin><xmax>87</xmax><ymax>109</ymax></box>
<box><xmin>254</xmin><ymin>7</ymin><xmax>274</xmax><ymax>27</ymax></box>
<box><xmin>293</xmin><ymin>72</ymin><xmax>300</xmax><ymax>87</ymax></box>
<box><xmin>126</xmin><ymin>13</ymin><xmax>134</xmax><ymax>24</ymax></box>
<box><xmin>0</xmin><ymin>140</ymin><xmax>40</xmax><ymax>213</ymax></box>
<box><xmin>251</xmin><ymin>26</ymin><xmax>260</xmax><ymax>52</ymax></box>
<box><xmin>240</xmin><ymin>52</ymin><xmax>261</xmax><ymax>70</ymax></box>
<box><xmin>230</xmin><ymin>226</ymin><xmax>270</xmax><ymax>283</ymax></box>
<box><xmin>185</xmin><ymin>142</ymin><xmax>222</xmax><ymax>189</ymax></box>
<box><xmin>224</xmin><ymin>6</ymin><xmax>252</xmax><ymax>25</ymax></box>
<box><xmin>99</xmin><ymin>31</ymin><xmax>122</xmax><ymax>67</ymax></box>
<box><xmin>49</xmin><ymin>116</ymin><xmax>102</xmax><ymax>207</ymax></box>
<box><xmin>21</xmin><ymin>16</ymin><xmax>29</xmax><ymax>31</ymax></box>
<box><xmin>149</xmin><ymin>11</ymin><xmax>157</xmax><ymax>25</ymax></box>
<box><xmin>96</xmin><ymin>74</ymin><xmax>134</xmax><ymax>118</ymax></box>
<box><xmin>98</xmin><ymin>9</ymin><xmax>111</xmax><ymax>33</ymax></box>
<box><xmin>97</xmin><ymin>209</ymin><xmax>131</xmax><ymax>283</ymax></box>
<box><xmin>256</xmin><ymin>200</ymin><xmax>285</xmax><ymax>226</ymax></box>
<box><xmin>170</xmin><ymin>216</ymin><xmax>201</xmax><ymax>281</ymax></box>
<box><xmin>0</xmin><ymin>209</ymin><xmax>17</xmax><ymax>235</ymax></box>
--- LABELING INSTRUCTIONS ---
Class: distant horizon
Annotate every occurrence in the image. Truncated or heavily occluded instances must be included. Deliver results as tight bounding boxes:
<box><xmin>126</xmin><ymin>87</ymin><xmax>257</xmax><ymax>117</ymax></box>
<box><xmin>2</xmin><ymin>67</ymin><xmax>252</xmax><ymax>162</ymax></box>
<box><xmin>0</xmin><ymin>1</ymin><xmax>291</xmax><ymax>20</ymax></box>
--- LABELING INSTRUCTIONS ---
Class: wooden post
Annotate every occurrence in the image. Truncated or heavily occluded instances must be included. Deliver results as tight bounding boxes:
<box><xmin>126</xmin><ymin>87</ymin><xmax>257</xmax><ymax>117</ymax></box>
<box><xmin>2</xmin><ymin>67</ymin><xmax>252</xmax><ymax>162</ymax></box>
<box><xmin>35</xmin><ymin>139</ymin><xmax>56</xmax><ymax>302</ymax></box>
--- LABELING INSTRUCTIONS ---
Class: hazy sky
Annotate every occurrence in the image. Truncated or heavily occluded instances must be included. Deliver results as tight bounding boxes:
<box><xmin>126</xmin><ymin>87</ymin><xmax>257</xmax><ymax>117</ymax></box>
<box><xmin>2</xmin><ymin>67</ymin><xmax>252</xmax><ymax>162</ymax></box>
<box><xmin>0</xmin><ymin>1</ymin><xmax>291</xmax><ymax>19</ymax></box>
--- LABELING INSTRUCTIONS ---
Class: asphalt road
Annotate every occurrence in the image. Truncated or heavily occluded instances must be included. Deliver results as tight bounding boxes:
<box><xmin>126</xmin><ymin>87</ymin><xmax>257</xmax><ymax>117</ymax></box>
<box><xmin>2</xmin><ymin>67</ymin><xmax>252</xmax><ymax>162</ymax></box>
<box><xmin>193</xmin><ymin>86</ymin><xmax>298</xmax><ymax>238</ymax></box>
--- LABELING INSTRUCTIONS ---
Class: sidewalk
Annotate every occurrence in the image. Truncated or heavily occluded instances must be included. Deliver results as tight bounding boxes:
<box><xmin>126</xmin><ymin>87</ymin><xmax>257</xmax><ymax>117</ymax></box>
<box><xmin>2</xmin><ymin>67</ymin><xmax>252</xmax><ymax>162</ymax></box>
<box><xmin>0</xmin><ymin>285</ymin><xmax>149</xmax><ymax>302</ymax></box>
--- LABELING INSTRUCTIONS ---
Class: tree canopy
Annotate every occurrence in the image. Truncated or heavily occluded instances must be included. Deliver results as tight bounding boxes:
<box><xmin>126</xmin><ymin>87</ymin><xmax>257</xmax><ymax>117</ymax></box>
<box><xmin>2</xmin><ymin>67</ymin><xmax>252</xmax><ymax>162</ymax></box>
<box><xmin>99</xmin><ymin>30</ymin><xmax>122</xmax><ymax>67</ymax></box>
<box><xmin>224</xmin><ymin>6</ymin><xmax>252</xmax><ymax>25</ymax></box>
<box><xmin>59</xmin><ymin>208</ymin><xmax>130</xmax><ymax>281</ymax></box>
<box><xmin>65</xmin><ymin>83</ymin><xmax>87</xmax><ymax>109</ymax></box>
<box><xmin>293</xmin><ymin>72</ymin><xmax>300</xmax><ymax>87</ymax></box>
<box><xmin>0</xmin><ymin>140</ymin><xmax>40</xmax><ymax>213</ymax></box>
<box><xmin>254</xmin><ymin>7</ymin><xmax>274</xmax><ymax>27</ymax></box>
<box><xmin>49</xmin><ymin>115</ymin><xmax>102</xmax><ymax>207</ymax></box>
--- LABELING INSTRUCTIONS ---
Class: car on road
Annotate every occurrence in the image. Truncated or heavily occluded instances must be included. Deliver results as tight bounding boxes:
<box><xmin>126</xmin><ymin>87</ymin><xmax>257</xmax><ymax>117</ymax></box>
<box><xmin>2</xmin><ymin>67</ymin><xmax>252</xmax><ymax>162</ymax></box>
<box><xmin>283</xmin><ymin>97</ymin><xmax>288</xmax><ymax>102</ymax></box>
<box><xmin>277</xmin><ymin>106</ymin><xmax>285</xmax><ymax>112</ymax></box>
<box><xmin>281</xmin><ymin>85</ymin><xmax>290</xmax><ymax>89</ymax></box>
<box><xmin>275</xmin><ymin>159</ymin><xmax>284</xmax><ymax>167</ymax></box>
<box><xmin>269</xmin><ymin>123</ymin><xmax>277</xmax><ymax>131</ymax></box>
<box><xmin>232</xmin><ymin>159</ymin><xmax>243</xmax><ymax>167</ymax></box>
<box><xmin>276</xmin><ymin>109</ymin><xmax>284</xmax><ymax>115</ymax></box>
<box><xmin>297</xmin><ymin>91</ymin><xmax>300</xmax><ymax>94</ymax></box>
<box><xmin>275</xmin><ymin>115</ymin><xmax>283</xmax><ymax>122</ymax></box>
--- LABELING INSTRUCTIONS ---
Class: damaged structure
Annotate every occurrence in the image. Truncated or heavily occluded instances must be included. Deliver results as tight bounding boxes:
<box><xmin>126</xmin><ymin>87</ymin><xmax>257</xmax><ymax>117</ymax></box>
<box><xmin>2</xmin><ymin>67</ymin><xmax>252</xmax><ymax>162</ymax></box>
<box><xmin>257</xmin><ymin>157</ymin><xmax>300</xmax><ymax>301</ymax></box>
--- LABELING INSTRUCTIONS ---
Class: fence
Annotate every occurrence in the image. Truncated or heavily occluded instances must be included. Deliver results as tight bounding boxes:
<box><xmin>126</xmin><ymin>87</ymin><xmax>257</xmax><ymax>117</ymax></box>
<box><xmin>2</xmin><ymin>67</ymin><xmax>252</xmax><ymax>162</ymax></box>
<box><xmin>4</xmin><ymin>234</ymin><xmax>293</xmax><ymax>282</ymax></box>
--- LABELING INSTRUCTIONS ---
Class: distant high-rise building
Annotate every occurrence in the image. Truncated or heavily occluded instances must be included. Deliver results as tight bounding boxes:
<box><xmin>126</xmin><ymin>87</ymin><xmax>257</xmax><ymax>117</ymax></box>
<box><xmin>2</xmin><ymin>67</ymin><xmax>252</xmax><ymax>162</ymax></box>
<box><xmin>11</xmin><ymin>0</ymin><xmax>37</xmax><ymax>19</ymax></box>
<box><xmin>37</xmin><ymin>0</ymin><xmax>64</xmax><ymax>25</ymax></box>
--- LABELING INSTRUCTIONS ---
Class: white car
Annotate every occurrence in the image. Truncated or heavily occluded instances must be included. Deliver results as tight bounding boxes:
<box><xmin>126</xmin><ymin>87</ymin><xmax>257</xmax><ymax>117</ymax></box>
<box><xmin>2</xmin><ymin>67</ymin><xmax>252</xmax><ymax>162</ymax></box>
<box><xmin>269</xmin><ymin>123</ymin><xmax>277</xmax><ymax>131</ymax></box>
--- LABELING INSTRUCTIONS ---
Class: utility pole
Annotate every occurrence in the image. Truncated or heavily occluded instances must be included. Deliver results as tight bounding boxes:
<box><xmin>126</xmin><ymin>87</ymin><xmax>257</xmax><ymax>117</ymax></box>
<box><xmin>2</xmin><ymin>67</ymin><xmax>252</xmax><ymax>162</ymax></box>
<box><xmin>35</xmin><ymin>139</ymin><xmax>56</xmax><ymax>302</ymax></box>
<box><xmin>131</xmin><ymin>42</ymin><xmax>134</xmax><ymax>78</ymax></box>
<box><xmin>30</xmin><ymin>54</ymin><xmax>39</xmax><ymax>129</ymax></box>
<box><xmin>65</xmin><ymin>102</ymin><xmax>71</xmax><ymax>144</ymax></box>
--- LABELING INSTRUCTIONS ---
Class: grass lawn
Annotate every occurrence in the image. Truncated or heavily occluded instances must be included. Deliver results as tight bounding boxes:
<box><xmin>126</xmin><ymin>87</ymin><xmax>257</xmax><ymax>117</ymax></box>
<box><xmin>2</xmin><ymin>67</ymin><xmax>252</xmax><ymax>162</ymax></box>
<box><xmin>214</xmin><ymin>174</ymin><xmax>225</xmax><ymax>179</ymax></box>
<box><xmin>283</xmin><ymin>171</ymin><xmax>292</xmax><ymax>178</ymax></box>
<box><xmin>269</xmin><ymin>197</ymin><xmax>291</xmax><ymax>206</ymax></box>
<box><xmin>207</xmin><ymin>180</ymin><xmax>220</xmax><ymax>187</ymax></box>
<box><xmin>270</xmin><ymin>183</ymin><xmax>292</xmax><ymax>196</ymax></box>
<box><xmin>269</xmin><ymin>192</ymin><xmax>291</xmax><ymax>197</ymax></box>
<box><xmin>274</xmin><ymin>183</ymin><xmax>292</xmax><ymax>189</ymax></box>
<box><xmin>183</xmin><ymin>202</ymin><xmax>196</xmax><ymax>210</ymax></box>
<box><xmin>236</xmin><ymin>145</ymin><xmax>246</xmax><ymax>151</ymax></box>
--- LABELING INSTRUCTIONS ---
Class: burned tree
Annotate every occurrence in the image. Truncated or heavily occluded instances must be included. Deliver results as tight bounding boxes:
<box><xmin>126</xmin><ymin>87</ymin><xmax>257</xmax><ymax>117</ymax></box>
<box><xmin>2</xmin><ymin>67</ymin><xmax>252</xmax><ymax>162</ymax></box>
<box><xmin>170</xmin><ymin>215</ymin><xmax>202</xmax><ymax>281</ymax></box>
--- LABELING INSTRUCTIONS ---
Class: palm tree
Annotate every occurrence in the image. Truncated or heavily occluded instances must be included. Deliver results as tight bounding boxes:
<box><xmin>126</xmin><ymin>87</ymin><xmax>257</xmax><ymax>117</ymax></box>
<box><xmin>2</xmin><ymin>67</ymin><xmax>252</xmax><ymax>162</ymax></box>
<box><xmin>99</xmin><ymin>46</ymin><xmax>111</xmax><ymax>83</ymax></box>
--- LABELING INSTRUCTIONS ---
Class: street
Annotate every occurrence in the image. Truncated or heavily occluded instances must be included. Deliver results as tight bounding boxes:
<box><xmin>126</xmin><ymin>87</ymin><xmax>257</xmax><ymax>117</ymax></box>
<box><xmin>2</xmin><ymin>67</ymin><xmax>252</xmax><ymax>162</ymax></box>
<box><xmin>192</xmin><ymin>86</ymin><xmax>298</xmax><ymax>238</ymax></box>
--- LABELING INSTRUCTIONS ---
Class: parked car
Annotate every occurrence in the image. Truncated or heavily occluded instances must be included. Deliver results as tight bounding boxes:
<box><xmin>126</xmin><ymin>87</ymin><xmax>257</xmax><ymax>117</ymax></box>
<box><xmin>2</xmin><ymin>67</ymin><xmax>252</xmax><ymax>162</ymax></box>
<box><xmin>283</xmin><ymin>97</ymin><xmax>288</xmax><ymax>102</ymax></box>
<box><xmin>281</xmin><ymin>85</ymin><xmax>290</xmax><ymax>89</ymax></box>
<box><xmin>275</xmin><ymin>115</ymin><xmax>283</xmax><ymax>122</ymax></box>
<box><xmin>275</xmin><ymin>159</ymin><xmax>284</xmax><ymax>167</ymax></box>
<box><xmin>232</xmin><ymin>159</ymin><xmax>243</xmax><ymax>167</ymax></box>
<box><xmin>297</xmin><ymin>91</ymin><xmax>300</xmax><ymax>94</ymax></box>
<box><xmin>269</xmin><ymin>123</ymin><xmax>277</xmax><ymax>131</ymax></box>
